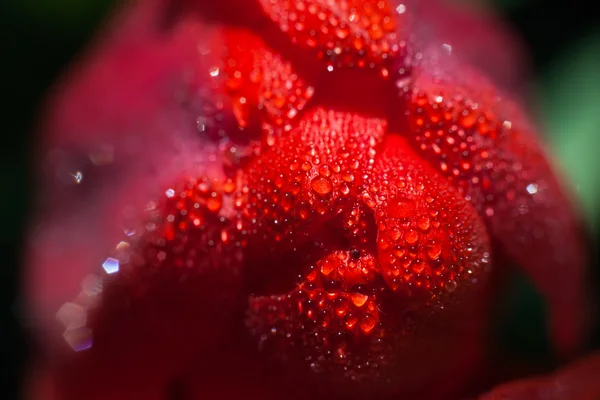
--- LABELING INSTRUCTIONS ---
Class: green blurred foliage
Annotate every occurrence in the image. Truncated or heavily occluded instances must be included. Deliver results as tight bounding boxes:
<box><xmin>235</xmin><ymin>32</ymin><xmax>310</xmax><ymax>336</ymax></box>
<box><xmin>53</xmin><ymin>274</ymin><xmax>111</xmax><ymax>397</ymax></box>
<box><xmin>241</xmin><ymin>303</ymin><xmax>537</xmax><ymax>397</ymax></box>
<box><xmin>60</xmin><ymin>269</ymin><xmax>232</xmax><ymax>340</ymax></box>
<box><xmin>541</xmin><ymin>32</ymin><xmax>600</xmax><ymax>235</ymax></box>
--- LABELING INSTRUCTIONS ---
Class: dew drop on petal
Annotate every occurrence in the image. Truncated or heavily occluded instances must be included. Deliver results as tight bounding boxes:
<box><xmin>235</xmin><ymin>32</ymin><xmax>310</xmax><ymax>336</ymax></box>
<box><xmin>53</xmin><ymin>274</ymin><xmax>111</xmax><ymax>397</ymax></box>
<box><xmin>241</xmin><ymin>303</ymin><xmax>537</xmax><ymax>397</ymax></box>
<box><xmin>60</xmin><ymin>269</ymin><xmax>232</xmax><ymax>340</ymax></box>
<box><xmin>427</xmin><ymin>240</ymin><xmax>442</xmax><ymax>260</ymax></box>
<box><xmin>350</xmin><ymin>293</ymin><xmax>368</xmax><ymax>307</ymax></box>
<box><xmin>417</xmin><ymin>215</ymin><xmax>430</xmax><ymax>231</ymax></box>
<box><xmin>359</xmin><ymin>314</ymin><xmax>376</xmax><ymax>333</ymax></box>
<box><xmin>404</xmin><ymin>229</ymin><xmax>419</xmax><ymax>244</ymax></box>
<box><xmin>311</xmin><ymin>176</ymin><xmax>333</xmax><ymax>195</ymax></box>
<box><xmin>411</xmin><ymin>262</ymin><xmax>426</xmax><ymax>274</ymax></box>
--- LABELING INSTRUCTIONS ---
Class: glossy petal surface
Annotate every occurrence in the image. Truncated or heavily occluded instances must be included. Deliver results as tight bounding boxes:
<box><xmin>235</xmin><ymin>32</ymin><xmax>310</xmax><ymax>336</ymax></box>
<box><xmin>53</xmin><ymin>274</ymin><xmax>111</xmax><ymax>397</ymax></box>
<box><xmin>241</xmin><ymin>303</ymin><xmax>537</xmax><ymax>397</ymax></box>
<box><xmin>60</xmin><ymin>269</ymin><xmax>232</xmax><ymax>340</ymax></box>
<box><xmin>400</xmin><ymin>65</ymin><xmax>589</xmax><ymax>356</ymax></box>
<box><xmin>27</xmin><ymin>0</ymin><xmax>591</xmax><ymax>399</ymax></box>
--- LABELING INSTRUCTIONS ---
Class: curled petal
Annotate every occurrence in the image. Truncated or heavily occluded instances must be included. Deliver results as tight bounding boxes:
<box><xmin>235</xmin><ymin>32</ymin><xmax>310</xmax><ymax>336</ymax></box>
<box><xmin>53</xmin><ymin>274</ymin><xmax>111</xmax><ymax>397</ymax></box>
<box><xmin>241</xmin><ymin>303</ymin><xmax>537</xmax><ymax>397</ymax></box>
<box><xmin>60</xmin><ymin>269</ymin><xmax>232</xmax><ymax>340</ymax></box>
<box><xmin>397</xmin><ymin>63</ymin><xmax>591</xmax><ymax>356</ymax></box>
<box><xmin>26</xmin><ymin>0</ymin><xmax>592</xmax><ymax>398</ymax></box>
<box><xmin>370</xmin><ymin>134</ymin><xmax>491</xmax><ymax>302</ymax></box>
<box><xmin>258</xmin><ymin>0</ymin><xmax>402</xmax><ymax>72</ymax></box>
<box><xmin>480</xmin><ymin>352</ymin><xmax>600</xmax><ymax>400</ymax></box>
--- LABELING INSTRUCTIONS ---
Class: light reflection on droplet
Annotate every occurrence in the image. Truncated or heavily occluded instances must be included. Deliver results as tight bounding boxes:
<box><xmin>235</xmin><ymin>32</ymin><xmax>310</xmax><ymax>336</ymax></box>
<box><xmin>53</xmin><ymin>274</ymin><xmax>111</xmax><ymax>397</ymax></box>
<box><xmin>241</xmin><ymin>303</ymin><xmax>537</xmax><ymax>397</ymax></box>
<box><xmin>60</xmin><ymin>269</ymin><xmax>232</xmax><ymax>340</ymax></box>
<box><xmin>63</xmin><ymin>327</ymin><xmax>93</xmax><ymax>352</ymax></box>
<box><xmin>196</xmin><ymin>116</ymin><xmax>207</xmax><ymax>132</ymax></box>
<box><xmin>56</xmin><ymin>302</ymin><xmax>87</xmax><ymax>330</ymax></box>
<box><xmin>116</xmin><ymin>241</ymin><xmax>129</xmax><ymax>251</ymax></box>
<box><xmin>102</xmin><ymin>257</ymin><xmax>119</xmax><ymax>274</ymax></box>
<box><xmin>124</xmin><ymin>228</ymin><xmax>136</xmax><ymax>237</ymax></box>
<box><xmin>165</xmin><ymin>188</ymin><xmax>176</xmax><ymax>198</ymax></box>
<box><xmin>71</xmin><ymin>171</ymin><xmax>83</xmax><ymax>184</ymax></box>
<box><xmin>526</xmin><ymin>183</ymin><xmax>538</xmax><ymax>195</ymax></box>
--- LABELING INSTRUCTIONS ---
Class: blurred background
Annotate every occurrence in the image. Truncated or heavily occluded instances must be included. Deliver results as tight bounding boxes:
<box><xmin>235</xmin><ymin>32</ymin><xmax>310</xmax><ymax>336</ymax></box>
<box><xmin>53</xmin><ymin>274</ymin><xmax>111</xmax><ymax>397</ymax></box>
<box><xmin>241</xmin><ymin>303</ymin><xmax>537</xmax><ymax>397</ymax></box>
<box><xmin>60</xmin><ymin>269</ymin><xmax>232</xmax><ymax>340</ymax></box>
<box><xmin>0</xmin><ymin>0</ymin><xmax>598</xmax><ymax>397</ymax></box>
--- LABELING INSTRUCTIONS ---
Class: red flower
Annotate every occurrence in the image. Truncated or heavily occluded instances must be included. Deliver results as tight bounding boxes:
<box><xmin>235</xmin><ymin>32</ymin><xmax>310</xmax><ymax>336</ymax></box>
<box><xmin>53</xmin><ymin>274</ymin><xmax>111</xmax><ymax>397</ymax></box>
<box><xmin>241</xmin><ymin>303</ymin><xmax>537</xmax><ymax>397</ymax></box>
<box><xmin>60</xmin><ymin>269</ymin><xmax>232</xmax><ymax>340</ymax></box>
<box><xmin>26</xmin><ymin>0</ymin><xmax>594</xmax><ymax>399</ymax></box>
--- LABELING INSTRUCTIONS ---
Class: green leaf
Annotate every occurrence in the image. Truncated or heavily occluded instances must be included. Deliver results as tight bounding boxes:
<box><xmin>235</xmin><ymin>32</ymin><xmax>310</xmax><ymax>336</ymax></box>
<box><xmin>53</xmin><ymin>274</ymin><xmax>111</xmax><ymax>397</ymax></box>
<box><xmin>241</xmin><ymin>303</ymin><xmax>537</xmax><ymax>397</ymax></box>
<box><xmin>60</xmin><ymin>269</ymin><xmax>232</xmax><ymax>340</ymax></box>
<box><xmin>540</xmin><ymin>31</ymin><xmax>600</xmax><ymax>235</ymax></box>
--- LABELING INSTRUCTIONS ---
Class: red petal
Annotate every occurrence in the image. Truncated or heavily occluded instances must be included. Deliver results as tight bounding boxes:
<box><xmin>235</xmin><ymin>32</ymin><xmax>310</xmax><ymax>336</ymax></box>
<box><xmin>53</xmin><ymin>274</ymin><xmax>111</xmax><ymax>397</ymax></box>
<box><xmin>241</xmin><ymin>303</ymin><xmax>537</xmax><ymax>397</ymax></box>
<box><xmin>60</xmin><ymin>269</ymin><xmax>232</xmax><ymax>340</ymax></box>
<box><xmin>399</xmin><ymin>64</ymin><xmax>591</xmax><ymax>356</ymax></box>
<box><xmin>27</xmin><ymin>0</ymin><xmax>592</xmax><ymax>398</ymax></box>
<box><xmin>242</xmin><ymin>107</ymin><xmax>385</xmax><ymax>239</ymax></box>
<box><xmin>258</xmin><ymin>0</ymin><xmax>402</xmax><ymax>72</ymax></box>
<box><xmin>370</xmin><ymin>134</ymin><xmax>491</xmax><ymax>302</ymax></box>
<box><xmin>480</xmin><ymin>352</ymin><xmax>600</xmax><ymax>400</ymax></box>
<box><xmin>220</xmin><ymin>27</ymin><xmax>315</xmax><ymax>135</ymax></box>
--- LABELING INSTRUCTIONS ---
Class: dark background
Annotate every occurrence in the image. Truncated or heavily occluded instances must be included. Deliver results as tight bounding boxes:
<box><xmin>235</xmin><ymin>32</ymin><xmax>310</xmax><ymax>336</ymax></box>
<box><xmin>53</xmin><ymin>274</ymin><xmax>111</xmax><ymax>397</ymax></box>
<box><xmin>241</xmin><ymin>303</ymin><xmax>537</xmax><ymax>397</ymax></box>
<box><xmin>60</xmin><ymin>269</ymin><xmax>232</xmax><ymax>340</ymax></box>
<box><xmin>1</xmin><ymin>0</ymin><xmax>598</xmax><ymax>397</ymax></box>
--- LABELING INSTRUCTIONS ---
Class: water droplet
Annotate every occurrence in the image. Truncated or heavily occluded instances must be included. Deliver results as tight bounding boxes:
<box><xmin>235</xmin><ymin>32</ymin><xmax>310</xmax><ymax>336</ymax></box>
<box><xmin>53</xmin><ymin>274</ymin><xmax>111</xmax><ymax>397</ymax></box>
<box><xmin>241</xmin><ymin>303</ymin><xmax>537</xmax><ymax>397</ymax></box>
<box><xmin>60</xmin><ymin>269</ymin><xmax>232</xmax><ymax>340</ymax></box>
<box><xmin>340</xmin><ymin>183</ymin><xmax>350</xmax><ymax>195</ymax></box>
<box><xmin>206</xmin><ymin>192</ymin><xmax>222</xmax><ymax>212</ymax></box>
<box><xmin>526</xmin><ymin>183</ymin><xmax>538</xmax><ymax>195</ymax></box>
<box><xmin>404</xmin><ymin>229</ymin><xmax>419</xmax><ymax>244</ymax></box>
<box><xmin>311</xmin><ymin>176</ymin><xmax>333</xmax><ymax>195</ymax></box>
<box><xmin>71</xmin><ymin>171</ymin><xmax>83</xmax><ymax>184</ymax></box>
<box><xmin>337</xmin><ymin>147</ymin><xmax>351</xmax><ymax>159</ymax></box>
<box><xmin>314</xmin><ymin>200</ymin><xmax>329</xmax><ymax>214</ymax></box>
<box><xmin>335</xmin><ymin>299</ymin><xmax>349</xmax><ymax>317</ymax></box>
<box><xmin>427</xmin><ymin>240</ymin><xmax>442</xmax><ymax>260</ymax></box>
<box><xmin>336</xmin><ymin>26</ymin><xmax>349</xmax><ymax>39</ymax></box>
<box><xmin>319</xmin><ymin>165</ymin><xmax>332</xmax><ymax>177</ymax></box>
<box><xmin>345</xmin><ymin>315</ymin><xmax>358</xmax><ymax>330</ymax></box>
<box><xmin>341</xmin><ymin>171</ymin><xmax>354</xmax><ymax>182</ymax></box>
<box><xmin>378</xmin><ymin>238</ymin><xmax>389</xmax><ymax>250</ymax></box>
<box><xmin>320</xmin><ymin>259</ymin><xmax>335</xmax><ymax>276</ymax></box>
<box><xmin>411</xmin><ymin>261</ymin><xmax>426</xmax><ymax>274</ymax></box>
<box><xmin>223</xmin><ymin>179</ymin><xmax>236</xmax><ymax>194</ymax></box>
<box><xmin>350</xmin><ymin>293</ymin><xmax>368</xmax><ymax>307</ymax></box>
<box><xmin>359</xmin><ymin>314</ymin><xmax>376</xmax><ymax>333</ymax></box>
<box><xmin>441</xmin><ymin>43</ymin><xmax>452</xmax><ymax>55</ymax></box>
<box><xmin>417</xmin><ymin>215</ymin><xmax>430</xmax><ymax>231</ymax></box>
<box><xmin>298</xmin><ymin>202</ymin><xmax>310</xmax><ymax>219</ymax></box>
